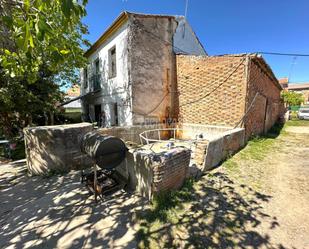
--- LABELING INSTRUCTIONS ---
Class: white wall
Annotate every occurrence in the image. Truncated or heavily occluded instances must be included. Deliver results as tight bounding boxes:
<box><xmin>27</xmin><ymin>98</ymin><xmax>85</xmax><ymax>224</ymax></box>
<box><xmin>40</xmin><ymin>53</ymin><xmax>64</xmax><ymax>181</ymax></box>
<box><xmin>80</xmin><ymin>21</ymin><xmax>132</xmax><ymax>126</ymax></box>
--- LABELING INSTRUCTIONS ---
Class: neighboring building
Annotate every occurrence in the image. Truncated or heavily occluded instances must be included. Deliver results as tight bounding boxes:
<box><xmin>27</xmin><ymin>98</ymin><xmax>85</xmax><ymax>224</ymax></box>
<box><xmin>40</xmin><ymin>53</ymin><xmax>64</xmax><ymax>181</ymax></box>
<box><xmin>278</xmin><ymin>78</ymin><xmax>309</xmax><ymax>104</ymax></box>
<box><xmin>80</xmin><ymin>11</ymin><xmax>206</xmax><ymax>126</ymax></box>
<box><xmin>62</xmin><ymin>85</ymin><xmax>82</xmax><ymax>112</ymax></box>
<box><xmin>287</xmin><ymin>83</ymin><xmax>309</xmax><ymax>104</ymax></box>
<box><xmin>176</xmin><ymin>54</ymin><xmax>284</xmax><ymax>139</ymax></box>
<box><xmin>278</xmin><ymin>77</ymin><xmax>289</xmax><ymax>89</ymax></box>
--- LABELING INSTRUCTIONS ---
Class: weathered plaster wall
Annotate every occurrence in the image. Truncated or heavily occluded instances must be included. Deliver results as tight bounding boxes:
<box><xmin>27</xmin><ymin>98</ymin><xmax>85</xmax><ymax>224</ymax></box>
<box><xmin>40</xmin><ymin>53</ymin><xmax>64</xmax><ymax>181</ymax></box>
<box><xmin>24</xmin><ymin>123</ymin><xmax>93</xmax><ymax>175</ymax></box>
<box><xmin>127</xmin><ymin>15</ymin><xmax>178</xmax><ymax>124</ymax></box>
<box><xmin>81</xmin><ymin>21</ymin><xmax>132</xmax><ymax>126</ymax></box>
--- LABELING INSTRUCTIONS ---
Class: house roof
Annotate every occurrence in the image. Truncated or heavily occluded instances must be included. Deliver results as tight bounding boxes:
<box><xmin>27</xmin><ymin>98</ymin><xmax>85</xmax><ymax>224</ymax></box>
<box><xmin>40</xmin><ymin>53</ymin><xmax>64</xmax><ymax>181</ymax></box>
<box><xmin>66</xmin><ymin>85</ymin><xmax>80</xmax><ymax>97</ymax></box>
<box><xmin>288</xmin><ymin>83</ymin><xmax>309</xmax><ymax>90</ymax></box>
<box><xmin>84</xmin><ymin>12</ymin><xmax>129</xmax><ymax>57</ymax></box>
<box><xmin>84</xmin><ymin>11</ymin><xmax>183</xmax><ymax>58</ymax></box>
<box><xmin>278</xmin><ymin>77</ymin><xmax>289</xmax><ymax>84</ymax></box>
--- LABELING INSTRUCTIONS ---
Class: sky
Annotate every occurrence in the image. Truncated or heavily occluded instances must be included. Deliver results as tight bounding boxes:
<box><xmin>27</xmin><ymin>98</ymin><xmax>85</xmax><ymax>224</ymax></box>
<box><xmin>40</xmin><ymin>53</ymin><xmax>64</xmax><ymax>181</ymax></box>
<box><xmin>83</xmin><ymin>0</ymin><xmax>309</xmax><ymax>83</ymax></box>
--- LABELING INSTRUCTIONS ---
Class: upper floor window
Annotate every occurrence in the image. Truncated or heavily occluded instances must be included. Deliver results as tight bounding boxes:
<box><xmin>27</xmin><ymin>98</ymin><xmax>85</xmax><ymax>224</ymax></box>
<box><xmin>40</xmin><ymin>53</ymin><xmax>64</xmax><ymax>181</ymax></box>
<box><xmin>109</xmin><ymin>46</ymin><xmax>116</xmax><ymax>78</ymax></box>
<box><xmin>93</xmin><ymin>59</ymin><xmax>101</xmax><ymax>91</ymax></box>
<box><xmin>84</xmin><ymin>67</ymin><xmax>88</xmax><ymax>88</ymax></box>
<box><xmin>95</xmin><ymin>59</ymin><xmax>100</xmax><ymax>75</ymax></box>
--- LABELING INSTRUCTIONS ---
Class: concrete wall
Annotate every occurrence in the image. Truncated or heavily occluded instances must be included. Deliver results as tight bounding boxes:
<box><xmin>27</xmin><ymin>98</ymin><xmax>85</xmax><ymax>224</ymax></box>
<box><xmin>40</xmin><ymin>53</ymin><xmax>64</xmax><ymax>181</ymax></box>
<box><xmin>203</xmin><ymin>128</ymin><xmax>245</xmax><ymax>171</ymax></box>
<box><xmin>176</xmin><ymin>123</ymin><xmax>245</xmax><ymax>173</ymax></box>
<box><xmin>81</xmin><ymin>21</ymin><xmax>132</xmax><ymax>126</ymax></box>
<box><xmin>96</xmin><ymin>124</ymin><xmax>166</xmax><ymax>145</ymax></box>
<box><xmin>24</xmin><ymin>123</ymin><xmax>93</xmax><ymax>175</ymax></box>
<box><xmin>179</xmin><ymin>123</ymin><xmax>233</xmax><ymax>140</ymax></box>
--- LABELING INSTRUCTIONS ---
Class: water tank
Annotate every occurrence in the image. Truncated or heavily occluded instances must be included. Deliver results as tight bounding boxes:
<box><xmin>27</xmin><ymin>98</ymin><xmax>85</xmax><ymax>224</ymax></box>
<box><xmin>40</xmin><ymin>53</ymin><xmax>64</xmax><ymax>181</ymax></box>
<box><xmin>81</xmin><ymin>132</ymin><xmax>127</xmax><ymax>169</ymax></box>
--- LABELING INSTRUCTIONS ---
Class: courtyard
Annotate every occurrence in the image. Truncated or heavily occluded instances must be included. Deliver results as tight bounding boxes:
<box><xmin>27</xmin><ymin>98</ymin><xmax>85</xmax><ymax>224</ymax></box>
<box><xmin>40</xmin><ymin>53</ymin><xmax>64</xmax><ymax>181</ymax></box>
<box><xmin>1</xmin><ymin>120</ymin><xmax>309</xmax><ymax>249</ymax></box>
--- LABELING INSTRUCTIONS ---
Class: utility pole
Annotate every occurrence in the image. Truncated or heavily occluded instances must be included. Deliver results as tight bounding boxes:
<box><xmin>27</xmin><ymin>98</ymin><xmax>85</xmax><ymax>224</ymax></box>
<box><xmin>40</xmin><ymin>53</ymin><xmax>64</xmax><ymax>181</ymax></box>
<box><xmin>288</xmin><ymin>56</ymin><xmax>297</xmax><ymax>82</ymax></box>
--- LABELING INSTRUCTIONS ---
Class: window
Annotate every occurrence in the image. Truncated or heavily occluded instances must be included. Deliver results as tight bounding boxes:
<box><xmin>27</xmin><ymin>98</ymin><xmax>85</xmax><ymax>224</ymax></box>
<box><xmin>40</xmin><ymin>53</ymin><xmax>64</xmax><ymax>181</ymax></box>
<box><xmin>84</xmin><ymin>67</ymin><xmax>88</xmax><ymax>88</ymax></box>
<box><xmin>95</xmin><ymin>59</ymin><xmax>100</xmax><ymax>75</ymax></box>
<box><xmin>109</xmin><ymin>46</ymin><xmax>116</xmax><ymax>78</ymax></box>
<box><xmin>93</xmin><ymin>59</ymin><xmax>101</xmax><ymax>90</ymax></box>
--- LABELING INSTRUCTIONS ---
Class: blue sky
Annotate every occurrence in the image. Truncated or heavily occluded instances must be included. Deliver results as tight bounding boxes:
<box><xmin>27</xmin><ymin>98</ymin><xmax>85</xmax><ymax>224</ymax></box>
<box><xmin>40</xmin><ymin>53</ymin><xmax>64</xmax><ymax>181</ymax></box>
<box><xmin>83</xmin><ymin>0</ymin><xmax>309</xmax><ymax>83</ymax></box>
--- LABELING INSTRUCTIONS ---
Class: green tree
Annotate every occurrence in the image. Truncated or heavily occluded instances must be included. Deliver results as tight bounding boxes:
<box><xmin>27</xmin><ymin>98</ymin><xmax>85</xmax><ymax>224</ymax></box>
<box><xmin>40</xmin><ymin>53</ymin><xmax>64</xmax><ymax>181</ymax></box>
<box><xmin>0</xmin><ymin>0</ymin><xmax>89</xmax><ymax>137</ymax></box>
<box><xmin>281</xmin><ymin>90</ymin><xmax>304</xmax><ymax>106</ymax></box>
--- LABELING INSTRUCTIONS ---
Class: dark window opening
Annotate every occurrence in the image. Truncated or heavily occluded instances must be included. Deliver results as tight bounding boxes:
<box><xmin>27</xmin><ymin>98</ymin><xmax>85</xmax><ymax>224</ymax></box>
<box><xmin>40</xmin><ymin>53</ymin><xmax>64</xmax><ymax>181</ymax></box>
<box><xmin>93</xmin><ymin>59</ymin><xmax>101</xmax><ymax>90</ymax></box>
<box><xmin>84</xmin><ymin>68</ymin><xmax>88</xmax><ymax>88</ymax></box>
<box><xmin>109</xmin><ymin>46</ymin><xmax>116</xmax><ymax>78</ymax></box>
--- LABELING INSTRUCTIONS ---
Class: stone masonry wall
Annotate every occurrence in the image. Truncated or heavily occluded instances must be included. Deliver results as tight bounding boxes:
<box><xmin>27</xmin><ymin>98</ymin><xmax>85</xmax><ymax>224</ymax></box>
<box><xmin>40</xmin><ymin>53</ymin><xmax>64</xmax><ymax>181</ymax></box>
<box><xmin>176</xmin><ymin>55</ymin><xmax>247</xmax><ymax>126</ymax></box>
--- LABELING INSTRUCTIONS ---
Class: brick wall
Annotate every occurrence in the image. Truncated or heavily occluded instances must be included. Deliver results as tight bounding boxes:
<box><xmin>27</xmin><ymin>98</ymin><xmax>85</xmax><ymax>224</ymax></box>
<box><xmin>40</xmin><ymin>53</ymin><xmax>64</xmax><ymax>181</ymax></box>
<box><xmin>152</xmin><ymin>148</ymin><xmax>191</xmax><ymax>193</ymax></box>
<box><xmin>176</xmin><ymin>55</ymin><xmax>247</xmax><ymax>126</ymax></box>
<box><xmin>244</xmin><ymin>58</ymin><xmax>283</xmax><ymax>138</ymax></box>
<box><xmin>176</xmin><ymin>54</ymin><xmax>284</xmax><ymax>140</ymax></box>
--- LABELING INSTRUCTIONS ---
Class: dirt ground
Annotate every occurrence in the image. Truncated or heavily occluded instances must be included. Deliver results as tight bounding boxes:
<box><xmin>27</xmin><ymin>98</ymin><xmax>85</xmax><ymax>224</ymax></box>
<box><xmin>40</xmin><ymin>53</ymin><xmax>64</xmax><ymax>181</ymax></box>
<box><xmin>256</xmin><ymin>126</ymin><xmax>309</xmax><ymax>249</ymax></box>
<box><xmin>216</xmin><ymin>125</ymin><xmax>309</xmax><ymax>249</ymax></box>
<box><xmin>0</xmin><ymin>123</ymin><xmax>309</xmax><ymax>249</ymax></box>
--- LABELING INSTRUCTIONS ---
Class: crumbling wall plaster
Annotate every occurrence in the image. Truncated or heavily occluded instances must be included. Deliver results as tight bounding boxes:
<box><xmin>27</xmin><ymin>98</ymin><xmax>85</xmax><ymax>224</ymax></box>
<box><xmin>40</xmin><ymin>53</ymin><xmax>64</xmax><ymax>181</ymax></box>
<box><xmin>128</xmin><ymin>15</ymin><xmax>178</xmax><ymax>124</ymax></box>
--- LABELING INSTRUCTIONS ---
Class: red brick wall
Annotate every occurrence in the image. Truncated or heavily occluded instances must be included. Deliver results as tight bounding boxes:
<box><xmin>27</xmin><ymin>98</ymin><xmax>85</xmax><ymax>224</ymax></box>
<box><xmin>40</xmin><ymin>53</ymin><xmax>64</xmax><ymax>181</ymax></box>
<box><xmin>176</xmin><ymin>55</ymin><xmax>284</xmax><ymax>140</ymax></box>
<box><xmin>176</xmin><ymin>55</ymin><xmax>247</xmax><ymax>126</ymax></box>
<box><xmin>244</xmin><ymin>58</ymin><xmax>283</xmax><ymax>139</ymax></box>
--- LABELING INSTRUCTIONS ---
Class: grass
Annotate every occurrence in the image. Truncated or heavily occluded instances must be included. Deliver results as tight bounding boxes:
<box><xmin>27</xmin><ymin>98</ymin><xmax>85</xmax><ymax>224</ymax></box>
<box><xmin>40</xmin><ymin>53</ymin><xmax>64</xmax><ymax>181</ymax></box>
<box><xmin>136</xmin><ymin>179</ymin><xmax>195</xmax><ymax>248</ymax></box>
<box><xmin>285</xmin><ymin>119</ymin><xmax>309</xmax><ymax>127</ymax></box>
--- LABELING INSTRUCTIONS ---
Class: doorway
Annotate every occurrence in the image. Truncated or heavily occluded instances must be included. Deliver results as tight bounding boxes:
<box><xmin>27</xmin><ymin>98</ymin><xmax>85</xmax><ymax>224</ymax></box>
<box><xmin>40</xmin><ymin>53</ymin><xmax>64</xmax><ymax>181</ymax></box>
<box><xmin>94</xmin><ymin>104</ymin><xmax>101</xmax><ymax>126</ymax></box>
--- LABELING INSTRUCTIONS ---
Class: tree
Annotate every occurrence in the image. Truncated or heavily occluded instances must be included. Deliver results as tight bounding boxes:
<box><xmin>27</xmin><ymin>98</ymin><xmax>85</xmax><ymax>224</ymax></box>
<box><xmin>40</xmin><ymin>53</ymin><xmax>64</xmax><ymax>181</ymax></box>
<box><xmin>281</xmin><ymin>90</ymin><xmax>304</xmax><ymax>106</ymax></box>
<box><xmin>0</xmin><ymin>0</ymin><xmax>89</xmax><ymax>137</ymax></box>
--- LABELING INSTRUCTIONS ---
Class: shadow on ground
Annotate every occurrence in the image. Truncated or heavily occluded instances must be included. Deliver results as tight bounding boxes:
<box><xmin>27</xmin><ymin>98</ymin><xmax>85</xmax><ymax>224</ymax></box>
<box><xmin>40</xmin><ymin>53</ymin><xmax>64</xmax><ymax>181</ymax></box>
<box><xmin>0</xmin><ymin>163</ymin><xmax>145</xmax><ymax>249</ymax></box>
<box><xmin>136</xmin><ymin>172</ymin><xmax>279</xmax><ymax>249</ymax></box>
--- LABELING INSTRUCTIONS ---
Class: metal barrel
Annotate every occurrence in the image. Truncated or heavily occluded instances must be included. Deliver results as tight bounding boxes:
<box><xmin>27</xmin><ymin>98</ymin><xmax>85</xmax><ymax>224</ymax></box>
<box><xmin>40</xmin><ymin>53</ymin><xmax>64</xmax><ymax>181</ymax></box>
<box><xmin>81</xmin><ymin>131</ymin><xmax>127</xmax><ymax>170</ymax></box>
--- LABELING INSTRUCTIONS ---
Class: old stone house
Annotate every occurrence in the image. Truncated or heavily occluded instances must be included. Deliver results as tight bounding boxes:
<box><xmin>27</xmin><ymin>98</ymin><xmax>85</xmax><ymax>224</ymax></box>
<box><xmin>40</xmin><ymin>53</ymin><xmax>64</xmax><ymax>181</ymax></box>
<box><xmin>80</xmin><ymin>11</ymin><xmax>206</xmax><ymax>126</ymax></box>
<box><xmin>176</xmin><ymin>54</ymin><xmax>284</xmax><ymax>139</ymax></box>
<box><xmin>81</xmin><ymin>11</ymin><xmax>284</xmax><ymax>139</ymax></box>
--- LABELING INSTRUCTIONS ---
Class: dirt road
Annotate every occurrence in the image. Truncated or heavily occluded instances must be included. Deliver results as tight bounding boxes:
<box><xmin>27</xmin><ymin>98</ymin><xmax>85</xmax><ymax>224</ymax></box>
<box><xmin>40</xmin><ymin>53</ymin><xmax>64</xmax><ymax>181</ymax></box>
<box><xmin>257</xmin><ymin>126</ymin><xmax>309</xmax><ymax>249</ymax></box>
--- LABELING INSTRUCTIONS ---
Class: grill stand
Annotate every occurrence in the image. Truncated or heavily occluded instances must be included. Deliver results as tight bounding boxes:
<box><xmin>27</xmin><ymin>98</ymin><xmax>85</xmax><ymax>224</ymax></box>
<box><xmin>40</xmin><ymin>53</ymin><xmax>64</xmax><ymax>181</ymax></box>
<box><xmin>81</xmin><ymin>164</ymin><xmax>127</xmax><ymax>202</ymax></box>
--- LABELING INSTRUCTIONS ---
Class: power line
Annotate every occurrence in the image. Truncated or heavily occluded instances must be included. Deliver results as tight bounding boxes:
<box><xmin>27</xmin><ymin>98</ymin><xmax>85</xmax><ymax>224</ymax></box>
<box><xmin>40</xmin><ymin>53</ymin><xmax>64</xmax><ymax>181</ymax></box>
<box><xmin>257</xmin><ymin>51</ymin><xmax>309</xmax><ymax>57</ymax></box>
<box><xmin>179</xmin><ymin>57</ymin><xmax>247</xmax><ymax>107</ymax></box>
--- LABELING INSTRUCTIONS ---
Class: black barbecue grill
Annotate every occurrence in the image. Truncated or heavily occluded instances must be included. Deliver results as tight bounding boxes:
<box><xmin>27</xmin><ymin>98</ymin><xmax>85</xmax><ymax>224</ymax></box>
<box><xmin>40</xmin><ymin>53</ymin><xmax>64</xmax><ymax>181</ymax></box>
<box><xmin>81</xmin><ymin>131</ymin><xmax>128</xmax><ymax>201</ymax></box>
